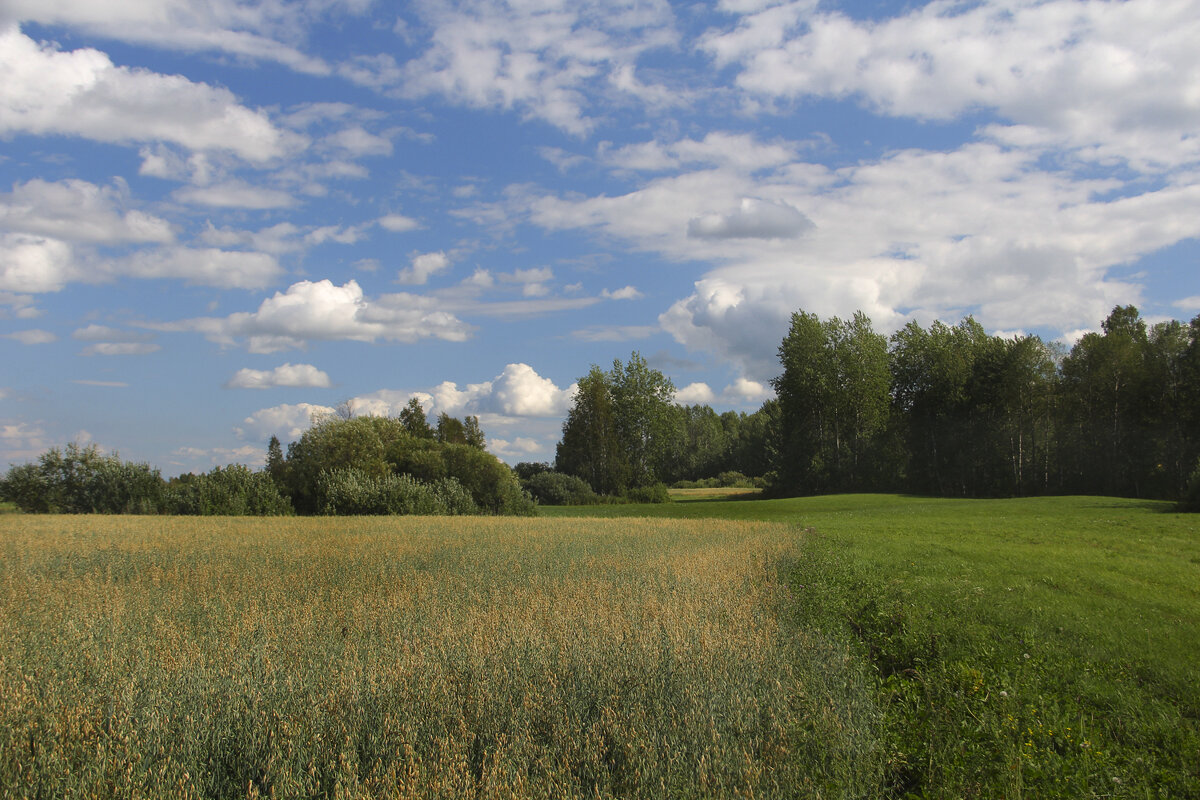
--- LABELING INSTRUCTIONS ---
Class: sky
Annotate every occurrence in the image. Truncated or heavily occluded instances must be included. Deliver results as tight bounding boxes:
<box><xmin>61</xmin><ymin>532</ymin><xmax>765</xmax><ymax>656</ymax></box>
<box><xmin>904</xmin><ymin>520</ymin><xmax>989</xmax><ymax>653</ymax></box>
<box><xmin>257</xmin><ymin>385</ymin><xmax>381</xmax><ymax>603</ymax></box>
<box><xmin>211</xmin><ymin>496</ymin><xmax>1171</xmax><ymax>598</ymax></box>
<box><xmin>2</xmin><ymin>0</ymin><xmax>1200</xmax><ymax>474</ymax></box>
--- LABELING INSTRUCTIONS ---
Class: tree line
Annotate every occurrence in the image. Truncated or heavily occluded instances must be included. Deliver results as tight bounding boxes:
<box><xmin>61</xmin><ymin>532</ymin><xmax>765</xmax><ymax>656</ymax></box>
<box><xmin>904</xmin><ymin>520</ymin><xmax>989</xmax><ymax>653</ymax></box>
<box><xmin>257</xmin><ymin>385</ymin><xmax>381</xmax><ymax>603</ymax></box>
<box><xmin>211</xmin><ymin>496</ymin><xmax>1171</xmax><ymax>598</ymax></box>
<box><xmin>548</xmin><ymin>306</ymin><xmax>1200</xmax><ymax>509</ymax></box>
<box><xmin>5</xmin><ymin>304</ymin><xmax>1198</xmax><ymax>514</ymax></box>
<box><xmin>0</xmin><ymin>399</ymin><xmax>533</xmax><ymax>516</ymax></box>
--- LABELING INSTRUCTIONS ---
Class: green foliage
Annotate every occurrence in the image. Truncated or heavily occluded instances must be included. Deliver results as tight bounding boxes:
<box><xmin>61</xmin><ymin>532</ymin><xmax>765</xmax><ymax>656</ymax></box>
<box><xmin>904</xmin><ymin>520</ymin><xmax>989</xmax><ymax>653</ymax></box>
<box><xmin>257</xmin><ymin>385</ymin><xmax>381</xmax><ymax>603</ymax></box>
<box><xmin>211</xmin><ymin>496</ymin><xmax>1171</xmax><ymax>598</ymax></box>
<box><xmin>398</xmin><ymin>397</ymin><xmax>435</xmax><ymax>439</ymax></box>
<box><xmin>547</xmin><ymin>494</ymin><xmax>1200</xmax><ymax>797</ymax></box>
<box><xmin>316</xmin><ymin>467</ymin><xmax>477</xmax><ymax>516</ymax></box>
<box><xmin>439</xmin><ymin>444</ymin><xmax>535</xmax><ymax>515</ymax></box>
<box><xmin>556</xmin><ymin>352</ymin><xmax>674</xmax><ymax>495</ymax></box>
<box><xmin>0</xmin><ymin>442</ymin><xmax>164</xmax><ymax>514</ymax></box>
<box><xmin>623</xmin><ymin>482</ymin><xmax>672</xmax><ymax>504</ymax></box>
<box><xmin>163</xmin><ymin>464</ymin><xmax>293</xmax><ymax>516</ymax></box>
<box><xmin>523</xmin><ymin>470</ymin><xmax>599</xmax><ymax>505</ymax></box>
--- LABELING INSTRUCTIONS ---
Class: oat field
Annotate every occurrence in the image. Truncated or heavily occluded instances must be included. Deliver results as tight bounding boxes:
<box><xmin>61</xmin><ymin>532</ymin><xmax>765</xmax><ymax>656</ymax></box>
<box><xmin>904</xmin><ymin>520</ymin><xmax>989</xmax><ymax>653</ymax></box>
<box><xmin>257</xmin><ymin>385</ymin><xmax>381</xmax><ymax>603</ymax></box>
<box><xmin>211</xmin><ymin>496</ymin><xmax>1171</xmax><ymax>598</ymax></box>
<box><xmin>0</xmin><ymin>515</ymin><xmax>876</xmax><ymax>799</ymax></box>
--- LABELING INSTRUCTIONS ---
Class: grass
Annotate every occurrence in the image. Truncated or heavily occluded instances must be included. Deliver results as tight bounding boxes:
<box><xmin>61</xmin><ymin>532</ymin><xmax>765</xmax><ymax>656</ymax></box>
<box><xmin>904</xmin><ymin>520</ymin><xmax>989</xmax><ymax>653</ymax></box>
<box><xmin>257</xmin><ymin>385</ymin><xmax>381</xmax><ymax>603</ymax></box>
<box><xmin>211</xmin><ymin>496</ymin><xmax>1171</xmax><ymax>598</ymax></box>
<box><xmin>549</xmin><ymin>494</ymin><xmax>1200</xmax><ymax>797</ymax></box>
<box><xmin>0</xmin><ymin>515</ymin><xmax>880</xmax><ymax>799</ymax></box>
<box><xmin>2</xmin><ymin>496</ymin><xmax>1196</xmax><ymax>798</ymax></box>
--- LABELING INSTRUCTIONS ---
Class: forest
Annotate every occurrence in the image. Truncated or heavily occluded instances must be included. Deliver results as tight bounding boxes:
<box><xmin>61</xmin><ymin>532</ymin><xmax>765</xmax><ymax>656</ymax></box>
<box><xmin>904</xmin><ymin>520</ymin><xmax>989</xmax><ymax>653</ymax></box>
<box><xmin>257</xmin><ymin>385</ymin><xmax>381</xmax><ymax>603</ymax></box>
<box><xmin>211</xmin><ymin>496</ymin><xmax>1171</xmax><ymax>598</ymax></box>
<box><xmin>3</xmin><ymin>304</ymin><xmax>1199</xmax><ymax>514</ymax></box>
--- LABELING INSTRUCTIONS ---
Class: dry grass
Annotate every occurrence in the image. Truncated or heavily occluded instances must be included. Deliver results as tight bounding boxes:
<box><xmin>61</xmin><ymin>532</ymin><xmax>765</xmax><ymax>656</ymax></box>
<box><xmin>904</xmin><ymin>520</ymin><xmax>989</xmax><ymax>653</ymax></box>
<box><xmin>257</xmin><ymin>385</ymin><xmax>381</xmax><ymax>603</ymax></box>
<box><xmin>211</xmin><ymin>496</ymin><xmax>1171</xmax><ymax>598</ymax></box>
<box><xmin>0</xmin><ymin>515</ymin><xmax>876</xmax><ymax>799</ymax></box>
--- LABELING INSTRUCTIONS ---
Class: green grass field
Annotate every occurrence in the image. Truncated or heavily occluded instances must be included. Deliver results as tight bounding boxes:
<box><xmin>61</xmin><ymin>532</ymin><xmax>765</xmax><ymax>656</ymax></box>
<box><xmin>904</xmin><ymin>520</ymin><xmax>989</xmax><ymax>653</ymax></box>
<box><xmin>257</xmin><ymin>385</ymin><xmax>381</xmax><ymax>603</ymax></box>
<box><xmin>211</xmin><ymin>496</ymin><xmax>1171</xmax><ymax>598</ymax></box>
<box><xmin>1</xmin><ymin>496</ymin><xmax>1197</xmax><ymax>798</ymax></box>
<box><xmin>550</xmin><ymin>493</ymin><xmax>1200</xmax><ymax>797</ymax></box>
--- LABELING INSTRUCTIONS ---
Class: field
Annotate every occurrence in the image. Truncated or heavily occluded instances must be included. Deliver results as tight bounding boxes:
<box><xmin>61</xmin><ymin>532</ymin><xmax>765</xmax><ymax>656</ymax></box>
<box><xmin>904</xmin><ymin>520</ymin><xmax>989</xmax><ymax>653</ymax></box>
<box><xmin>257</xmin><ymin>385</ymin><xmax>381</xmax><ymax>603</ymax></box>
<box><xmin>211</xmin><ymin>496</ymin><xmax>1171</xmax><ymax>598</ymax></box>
<box><xmin>1</xmin><ymin>496</ymin><xmax>1198</xmax><ymax>798</ymax></box>
<box><xmin>0</xmin><ymin>515</ymin><xmax>878</xmax><ymax>799</ymax></box>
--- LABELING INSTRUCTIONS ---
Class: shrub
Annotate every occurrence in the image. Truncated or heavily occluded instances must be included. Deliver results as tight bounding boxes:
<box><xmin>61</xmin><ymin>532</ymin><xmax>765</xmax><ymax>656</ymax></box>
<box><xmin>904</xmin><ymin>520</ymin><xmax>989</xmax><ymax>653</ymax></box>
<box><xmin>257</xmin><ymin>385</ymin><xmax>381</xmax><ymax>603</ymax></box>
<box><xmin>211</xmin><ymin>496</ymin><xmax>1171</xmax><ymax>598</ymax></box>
<box><xmin>317</xmin><ymin>468</ymin><xmax>449</xmax><ymax>516</ymax></box>
<box><xmin>0</xmin><ymin>443</ymin><xmax>164</xmax><ymax>514</ymax></box>
<box><xmin>625</xmin><ymin>482</ymin><xmax>672</xmax><ymax>504</ymax></box>
<box><xmin>523</xmin><ymin>471</ymin><xmax>599</xmax><ymax>505</ymax></box>
<box><xmin>164</xmin><ymin>465</ymin><xmax>293</xmax><ymax>516</ymax></box>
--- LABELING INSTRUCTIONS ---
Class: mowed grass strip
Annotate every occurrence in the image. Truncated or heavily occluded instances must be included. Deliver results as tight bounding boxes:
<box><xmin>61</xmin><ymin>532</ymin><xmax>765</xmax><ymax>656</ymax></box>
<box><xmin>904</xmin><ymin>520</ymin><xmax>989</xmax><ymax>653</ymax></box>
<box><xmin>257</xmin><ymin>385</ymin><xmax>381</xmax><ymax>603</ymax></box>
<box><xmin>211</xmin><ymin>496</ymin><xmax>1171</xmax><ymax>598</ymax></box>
<box><xmin>551</xmin><ymin>494</ymin><xmax>1200</xmax><ymax>797</ymax></box>
<box><xmin>0</xmin><ymin>516</ymin><xmax>878</xmax><ymax>799</ymax></box>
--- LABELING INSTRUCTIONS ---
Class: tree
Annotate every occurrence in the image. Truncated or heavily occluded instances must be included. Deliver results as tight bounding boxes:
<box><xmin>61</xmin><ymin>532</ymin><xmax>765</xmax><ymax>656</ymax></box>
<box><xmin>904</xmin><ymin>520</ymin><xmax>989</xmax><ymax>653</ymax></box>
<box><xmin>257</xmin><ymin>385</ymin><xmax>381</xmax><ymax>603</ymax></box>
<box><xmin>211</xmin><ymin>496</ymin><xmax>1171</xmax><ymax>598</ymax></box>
<box><xmin>399</xmin><ymin>397</ymin><xmax>434</xmax><ymax>439</ymax></box>
<box><xmin>772</xmin><ymin>311</ymin><xmax>891</xmax><ymax>493</ymax></box>
<box><xmin>556</xmin><ymin>366</ymin><xmax>628</xmax><ymax>495</ymax></box>
<box><xmin>608</xmin><ymin>352</ymin><xmax>676</xmax><ymax>487</ymax></box>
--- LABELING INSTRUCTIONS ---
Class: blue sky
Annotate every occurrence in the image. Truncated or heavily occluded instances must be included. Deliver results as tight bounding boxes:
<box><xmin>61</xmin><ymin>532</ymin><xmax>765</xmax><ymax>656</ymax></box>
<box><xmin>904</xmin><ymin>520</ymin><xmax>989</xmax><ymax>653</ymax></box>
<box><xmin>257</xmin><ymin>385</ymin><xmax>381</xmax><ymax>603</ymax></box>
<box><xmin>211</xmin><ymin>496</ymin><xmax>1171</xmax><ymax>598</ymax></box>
<box><xmin>2</xmin><ymin>0</ymin><xmax>1199</xmax><ymax>473</ymax></box>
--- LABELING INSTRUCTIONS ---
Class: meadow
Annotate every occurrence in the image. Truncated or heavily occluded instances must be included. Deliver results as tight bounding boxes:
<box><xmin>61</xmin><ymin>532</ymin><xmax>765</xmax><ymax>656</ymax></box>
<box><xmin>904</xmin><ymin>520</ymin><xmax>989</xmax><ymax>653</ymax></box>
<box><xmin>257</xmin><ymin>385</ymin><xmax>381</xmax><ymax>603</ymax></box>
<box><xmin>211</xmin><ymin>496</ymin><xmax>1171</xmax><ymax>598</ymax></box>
<box><xmin>0</xmin><ymin>515</ymin><xmax>877</xmax><ymax>799</ymax></box>
<box><xmin>1</xmin><ymin>496</ymin><xmax>1197</xmax><ymax>798</ymax></box>
<box><xmin>551</xmin><ymin>493</ymin><xmax>1200</xmax><ymax>797</ymax></box>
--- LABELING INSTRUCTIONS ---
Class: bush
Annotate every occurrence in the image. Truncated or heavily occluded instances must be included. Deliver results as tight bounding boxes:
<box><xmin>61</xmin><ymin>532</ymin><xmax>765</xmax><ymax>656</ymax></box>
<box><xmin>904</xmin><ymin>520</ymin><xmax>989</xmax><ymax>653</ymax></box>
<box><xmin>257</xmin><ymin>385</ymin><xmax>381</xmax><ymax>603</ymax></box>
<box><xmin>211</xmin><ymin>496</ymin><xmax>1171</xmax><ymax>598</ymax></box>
<box><xmin>625</xmin><ymin>482</ymin><xmax>672</xmax><ymax>504</ymax></box>
<box><xmin>0</xmin><ymin>443</ymin><xmax>164</xmax><ymax>514</ymax></box>
<box><xmin>164</xmin><ymin>465</ymin><xmax>293</xmax><ymax>516</ymax></box>
<box><xmin>523</xmin><ymin>471</ymin><xmax>599</xmax><ymax>505</ymax></box>
<box><xmin>314</xmin><ymin>468</ymin><xmax>482</xmax><ymax>516</ymax></box>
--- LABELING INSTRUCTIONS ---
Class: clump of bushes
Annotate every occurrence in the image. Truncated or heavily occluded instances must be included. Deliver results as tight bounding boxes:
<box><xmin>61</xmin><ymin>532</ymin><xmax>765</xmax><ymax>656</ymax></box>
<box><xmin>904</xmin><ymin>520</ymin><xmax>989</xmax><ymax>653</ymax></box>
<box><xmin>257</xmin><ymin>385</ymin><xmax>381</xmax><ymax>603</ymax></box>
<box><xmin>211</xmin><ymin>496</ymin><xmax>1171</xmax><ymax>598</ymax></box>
<box><xmin>624</xmin><ymin>482</ymin><xmax>672</xmax><ymax>504</ymax></box>
<box><xmin>163</xmin><ymin>465</ymin><xmax>292</xmax><ymax>516</ymax></box>
<box><xmin>316</xmin><ymin>468</ymin><xmax>478</xmax><ymax>516</ymax></box>
<box><xmin>523</xmin><ymin>471</ymin><xmax>600</xmax><ymax>506</ymax></box>
<box><xmin>672</xmin><ymin>470</ymin><xmax>764</xmax><ymax>490</ymax></box>
<box><xmin>0</xmin><ymin>443</ymin><xmax>163</xmax><ymax>514</ymax></box>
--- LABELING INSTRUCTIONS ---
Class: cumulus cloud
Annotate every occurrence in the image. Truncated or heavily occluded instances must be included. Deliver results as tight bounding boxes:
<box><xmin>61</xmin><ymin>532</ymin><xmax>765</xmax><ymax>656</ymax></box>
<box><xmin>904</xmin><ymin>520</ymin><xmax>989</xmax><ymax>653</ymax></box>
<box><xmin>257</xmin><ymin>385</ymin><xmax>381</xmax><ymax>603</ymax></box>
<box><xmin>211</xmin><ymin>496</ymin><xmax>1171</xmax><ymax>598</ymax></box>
<box><xmin>234</xmin><ymin>402</ymin><xmax>337</xmax><ymax>442</ymax></box>
<box><xmin>0</xmin><ymin>234</ymin><xmax>74</xmax><ymax>294</ymax></box>
<box><xmin>0</xmin><ymin>25</ymin><xmax>297</xmax><ymax>162</ymax></box>
<box><xmin>723</xmin><ymin>377</ymin><xmax>772</xmax><ymax>404</ymax></box>
<box><xmin>392</xmin><ymin>0</ymin><xmax>679</xmax><ymax>134</ymax></box>
<box><xmin>674</xmin><ymin>381</ymin><xmax>715</xmax><ymax>405</ymax></box>
<box><xmin>0</xmin><ymin>178</ymin><xmax>174</xmax><ymax>244</ymax></box>
<box><xmin>225</xmin><ymin>363</ymin><xmax>332</xmax><ymax>390</ymax></box>
<box><xmin>489</xmin><ymin>363</ymin><xmax>574</xmax><ymax>416</ymax></box>
<box><xmin>488</xmin><ymin>437</ymin><xmax>543</xmax><ymax>458</ymax></box>
<box><xmin>688</xmin><ymin>198</ymin><xmax>813</xmax><ymax>240</ymax></box>
<box><xmin>397</xmin><ymin>251</ymin><xmax>451</xmax><ymax>285</ymax></box>
<box><xmin>703</xmin><ymin>0</ymin><xmax>1200</xmax><ymax>170</ymax></box>
<box><xmin>164</xmin><ymin>279</ymin><xmax>473</xmax><ymax>352</ymax></box>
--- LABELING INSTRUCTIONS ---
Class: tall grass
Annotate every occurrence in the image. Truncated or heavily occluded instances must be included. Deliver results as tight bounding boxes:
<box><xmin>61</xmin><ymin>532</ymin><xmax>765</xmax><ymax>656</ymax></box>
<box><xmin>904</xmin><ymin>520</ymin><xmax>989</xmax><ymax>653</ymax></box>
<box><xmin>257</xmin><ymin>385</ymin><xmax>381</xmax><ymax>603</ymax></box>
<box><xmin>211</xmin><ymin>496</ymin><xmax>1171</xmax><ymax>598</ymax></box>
<box><xmin>0</xmin><ymin>516</ymin><xmax>878</xmax><ymax>799</ymax></box>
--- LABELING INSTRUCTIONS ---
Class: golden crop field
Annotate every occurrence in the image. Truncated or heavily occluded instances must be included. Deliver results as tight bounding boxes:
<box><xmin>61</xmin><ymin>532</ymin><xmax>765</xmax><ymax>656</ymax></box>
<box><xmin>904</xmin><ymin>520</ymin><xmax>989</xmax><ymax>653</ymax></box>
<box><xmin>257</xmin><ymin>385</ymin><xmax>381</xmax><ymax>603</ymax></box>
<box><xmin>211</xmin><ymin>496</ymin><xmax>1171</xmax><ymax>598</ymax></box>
<box><xmin>0</xmin><ymin>515</ymin><xmax>876</xmax><ymax>799</ymax></box>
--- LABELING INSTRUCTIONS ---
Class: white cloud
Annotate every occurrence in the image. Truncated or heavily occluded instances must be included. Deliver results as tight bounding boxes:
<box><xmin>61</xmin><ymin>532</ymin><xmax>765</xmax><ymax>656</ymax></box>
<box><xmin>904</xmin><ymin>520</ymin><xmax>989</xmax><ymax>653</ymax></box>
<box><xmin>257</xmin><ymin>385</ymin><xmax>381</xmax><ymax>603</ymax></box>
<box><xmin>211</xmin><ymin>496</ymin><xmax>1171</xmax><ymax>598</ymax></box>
<box><xmin>165</xmin><ymin>279</ymin><xmax>473</xmax><ymax>352</ymax></box>
<box><xmin>324</xmin><ymin>126</ymin><xmax>393</xmax><ymax>157</ymax></box>
<box><xmin>489</xmin><ymin>437</ymin><xmax>543</xmax><ymax>458</ymax></box>
<box><xmin>198</xmin><ymin>222</ymin><xmax>362</xmax><ymax>255</ymax></box>
<box><xmin>489</xmin><ymin>363</ymin><xmax>574</xmax><ymax>416</ymax></box>
<box><xmin>235</xmin><ymin>402</ymin><xmax>336</xmax><ymax>442</ymax></box>
<box><xmin>0</xmin><ymin>234</ymin><xmax>74</xmax><ymax>294</ymax></box>
<box><xmin>723</xmin><ymin>377</ymin><xmax>772</xmax><ymax>404</ymax></box>
<box><xmin>601</xmin><ymin>285</ymin><xmax>643</xmax><ymax>300</ymax></box>
<box><xmin>0</xmin><ymin>178</ymin><xmax>174</xmax><ymax>244</ymax></box>
<box><xmin>687</xmin><ymin>198</ymin><xmax>813</xmax><ymax>240</ymax></box>
<box><xmin>173</xmin><ymin>181</ymin><xmax>297</xmax><ymax>209</ymax></box>
<box><xmin>704</xmin><ymin>0</ymin><xmax>1200</xmax><ymax>170</ymax></box>
<box><xmin>3</xmin><ymin>329</ymin><xmax>55</xmax><ymax>344</ymax></box>
<box><xmin>3</xmin><ymin>0</ymin><xmax>343</xmax><ymax>75</ymax></box>
<box><xmin>525</xmin><ymin>134</ymin><xmax>1200</xmax><ymax>378</ymax></box>
<box><xmin>1174</xmin><ymin>296</ymin><xmax>1200</xmax><ymax>312</ymax></box>
<box><xmin>226</xmin><ymin>363</ymin><xmax>332</xmax><ymax>390</ymax></box>
<box><xmin>393</xmin><ymin>0</ymin><xmax>679</xmax><ymax>134</ymax></box>
<box><xmin>0</xmin><ymin>419</ymin><xmax>50</xmax><ymax>463</ymax></box>
<box><xmin>79</xmin><ymin>342</ymin><xmax>161</xmax><ymax>356</ymax></box>
<box><xmin>378</xmin><ymin>213</ymin><xmax>421</xmax><ymax>232</ymax></box>
<box><xmin>120</xmin><ymin>248</ymin><xmax>284</xmax><ymax>290</ymax></box>
<box><xmin>72</xmin><ymin>324</ymin><xmax>151</xmax><ymax>343</ymax></box>
<box><xmin>0</xmin><ymin>25</ymin><xmax>297</xmax><ymax>162</ymax></box>
<box><xmin>674</xmin><ymin>382</ymin><xmax>715</xmax><ymax>405</ymax></box>
<box><xmin>397</xmin><ymin>251</ymin><xmax>451</xmax><ymax>285</ymax></box>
